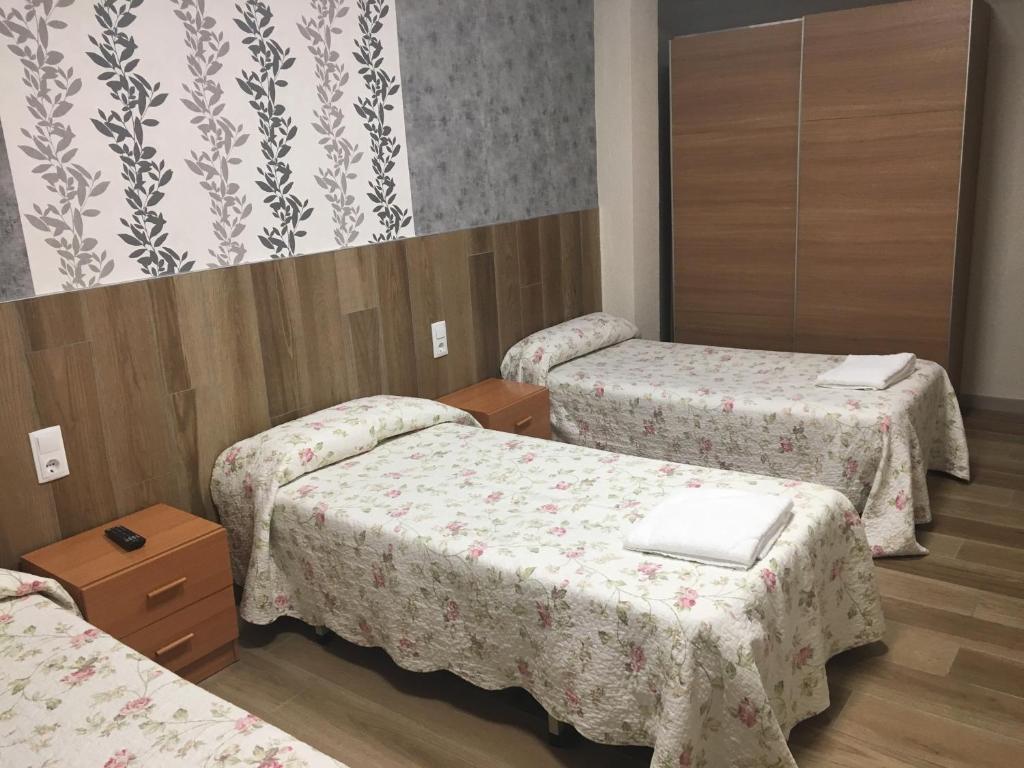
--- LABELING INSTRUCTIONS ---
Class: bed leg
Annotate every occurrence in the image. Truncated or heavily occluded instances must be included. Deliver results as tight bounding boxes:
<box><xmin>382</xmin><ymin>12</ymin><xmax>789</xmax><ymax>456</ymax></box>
<box><xmin>547</xmin><ymin>714</ymin><xmax>568</xmax><ymax>747</ymax></box>
<box><xmin>314</xmin><ymin>625</ymin><xmax>331</xmax><ymax>645</ymax></box>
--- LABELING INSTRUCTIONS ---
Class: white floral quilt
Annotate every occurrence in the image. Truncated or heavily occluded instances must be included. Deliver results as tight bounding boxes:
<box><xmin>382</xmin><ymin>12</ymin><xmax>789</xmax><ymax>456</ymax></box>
<box><xmin>212</xmin><ymin>396</ymin><xmax>885</xmax><ymax>768</ymax></box>
<box><xmin>501</xmin><ymin>315</ymin><xmax>971</xmax><ymax>557</ymax></box>
<box><xmin>0</xmin><ymin>568</ymin><xmax>344</xmax><ymax>768</ymax></box>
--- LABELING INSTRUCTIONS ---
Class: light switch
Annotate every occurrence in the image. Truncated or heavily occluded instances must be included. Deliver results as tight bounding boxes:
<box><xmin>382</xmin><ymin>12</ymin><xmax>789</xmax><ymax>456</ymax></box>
<box><xmin>29</xmin><ymin>426</ymin><xmax>70</xmax><ymax>484</ymax></box>
<box><xmin>34</xmin><ymin>426</ymin><xmax>62</xmax><ymax>454</ymax></box>
<box><xmin>431</xmin><ymin>320</ymin><xmax>448</xmax><ymax>358</ymax></box>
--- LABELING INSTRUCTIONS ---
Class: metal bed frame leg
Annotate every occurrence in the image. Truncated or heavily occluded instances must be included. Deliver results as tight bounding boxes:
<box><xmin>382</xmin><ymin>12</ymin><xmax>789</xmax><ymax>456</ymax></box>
<box><xmin>547</xmin><ymin>714</ymin><xmax>568</xmax><ymax>747</ymax></box>
<box><xmin>314</xmin><ymin>625</ymin><xmax>331</xmax><ymax>645</ymax></box>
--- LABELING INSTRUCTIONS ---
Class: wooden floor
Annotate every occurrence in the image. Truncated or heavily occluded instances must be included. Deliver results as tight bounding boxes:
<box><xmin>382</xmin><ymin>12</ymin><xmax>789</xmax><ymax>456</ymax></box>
<box><xmin>202</xmin><ymin>410</ymin><xmax>1024</xmax><ymax>768</ymax></box>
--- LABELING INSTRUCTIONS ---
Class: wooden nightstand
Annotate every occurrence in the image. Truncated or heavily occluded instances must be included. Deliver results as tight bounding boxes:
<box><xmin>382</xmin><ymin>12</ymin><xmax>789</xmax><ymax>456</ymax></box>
<box><xmin>439</xmin><ymin>378</ymin><xmax>551</xmax><ymax>439</ymax></box>
<box><xmin>21</xmin><ymin>504</ymin><xmax>238</xmax><ymax>683</ymax></box>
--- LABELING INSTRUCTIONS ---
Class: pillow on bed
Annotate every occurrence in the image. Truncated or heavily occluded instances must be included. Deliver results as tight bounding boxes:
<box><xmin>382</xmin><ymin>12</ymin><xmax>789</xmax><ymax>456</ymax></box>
<box><xmin>211</xmin><ymin>395</ymin><xmax>480</xmax><ymax>593</ymax></box>
<box><xmin>0</xmin><ymin>568</ymin><xmax>80</xmax><ymax>615</ymax></box>
<box><xmin>501</xmin><ymin>312</ymin><xmax>639</xmax><ymax>385</ymax></box>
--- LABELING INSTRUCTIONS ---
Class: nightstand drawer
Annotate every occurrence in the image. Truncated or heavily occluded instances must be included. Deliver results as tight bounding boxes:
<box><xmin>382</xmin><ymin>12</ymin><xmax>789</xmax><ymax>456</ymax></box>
<box><xmin>121</xmin><ymin>586</ymin><xmax>238</xmax><ymax>674</ymax></box>
<box><xmin>80</xmin><ymin>529</ymin><xmax>232</xmax><ymax>638</ymax></box>
<box><xmin>486</xmin><ymin>390</ymin><xmax>551</xmax><ymax>439</ymax></box>
<box><xmin>440</xmin><ymin>379</ymin><xmax>551</xmax><ymax>440</ymax></box>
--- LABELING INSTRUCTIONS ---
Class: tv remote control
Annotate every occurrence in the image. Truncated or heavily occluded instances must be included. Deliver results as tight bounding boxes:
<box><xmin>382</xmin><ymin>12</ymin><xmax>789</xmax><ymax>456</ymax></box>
<box><xmin>104</xmin><ymin>525</ymin><xmax>146</xmax><ymax>551</ymax></box>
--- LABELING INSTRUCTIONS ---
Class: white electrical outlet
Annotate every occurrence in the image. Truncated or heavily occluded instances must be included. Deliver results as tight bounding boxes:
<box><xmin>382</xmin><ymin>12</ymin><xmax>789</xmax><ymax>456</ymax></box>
<box><xmin>29</xmin><ymin>426</ymin><xmax>70</xmax><ymax>484</ymax></box>
<box><xmin>431</xmin><ymin>320</ymin><xmax>448</xmax><ymax>358</ymax></box>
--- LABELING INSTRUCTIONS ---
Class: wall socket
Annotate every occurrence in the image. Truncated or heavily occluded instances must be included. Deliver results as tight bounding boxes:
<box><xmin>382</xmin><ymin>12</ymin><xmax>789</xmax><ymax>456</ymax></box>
<box><xmin>29</xmin><ymin>426</ymin><xmax>70</xmax><ymax>484</ymax></box>
<box><xmin>431</xmin><ymin>320</ymin><xmax>448</xmax><ymax>358</ymax></box>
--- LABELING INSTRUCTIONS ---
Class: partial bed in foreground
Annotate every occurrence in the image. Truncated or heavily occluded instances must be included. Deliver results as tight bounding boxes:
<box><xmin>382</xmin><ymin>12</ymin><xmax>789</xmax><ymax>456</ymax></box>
<box><xmin>0</xmin><ymin>569</ymin><xmax>343</xmax><ymax>768</ymax></box>
<box><xmin>213</xmin><ymin>396</ymin><xmax>885</xmax><ymax>768</ymax></box>
<box><xmin>501</xmin><ymin>313</ymin><xmax>971</xmax><ymax>557</ymax></box>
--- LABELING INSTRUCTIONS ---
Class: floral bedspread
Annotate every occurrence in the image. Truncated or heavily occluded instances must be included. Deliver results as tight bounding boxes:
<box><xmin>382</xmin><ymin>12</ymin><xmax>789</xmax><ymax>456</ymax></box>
<box><xmin>506</xmin><ymin>333</ymin><xmax>970</xmax><ymax>557</ymax></box>
<box><xmin>500</xmin><ymin>311</ymin><xmax>639</xmax><ymax>385</ymax></box>
<box><xmin>211</xmin><ymin>395</ymin><xmax>478</xmax><ymax>613</ymax></box>
<box><xmin>0</xmin><ymin>568</ymin><xmax>344</xmax><ymax>768</ymax></box>
<box><xmin>213</xmin><ymin>404</ymin><xmax>884</xmax><ymax>768</ymax></box>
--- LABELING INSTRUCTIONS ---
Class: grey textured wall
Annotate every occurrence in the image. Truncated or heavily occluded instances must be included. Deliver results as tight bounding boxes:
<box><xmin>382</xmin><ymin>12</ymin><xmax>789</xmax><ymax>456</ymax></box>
<box><xmin>396</xmin><ymin>0</ymin><xmax>598</xmax><ymax>235</ymax></box>
<box><xmin>0</xmin><ymin>123</ymin><xmax>32</xmax><ymax>301</ymax></box>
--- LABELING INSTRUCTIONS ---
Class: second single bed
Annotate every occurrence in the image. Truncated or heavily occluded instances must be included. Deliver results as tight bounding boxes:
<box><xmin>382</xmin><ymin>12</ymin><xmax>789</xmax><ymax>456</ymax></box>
<box><xmin>0</xmin><ymin>568</ymin><xmax>344</xmax><ymax>768</ymax></box>
<box><xmin>213</xmin><ymin>396</ymin><xmax>884</xmax><ymax>768</ymax></box>
<box><xmin>501</xmin><ymin>313</ymin><xmax>971</xmax><ymax>557</ymax></box>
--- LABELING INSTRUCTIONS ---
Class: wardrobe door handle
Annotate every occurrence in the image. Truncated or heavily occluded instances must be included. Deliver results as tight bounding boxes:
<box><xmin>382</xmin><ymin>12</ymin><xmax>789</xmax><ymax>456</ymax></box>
<box><xmin>154</xmin><ymin>632</ymin><xmax>195</xmax><ymax>658</ymax></box>
<box><xmin>147</xmin><ymin>577</ymin><xmax>187</xmax><ymax>601</ymax></box>
<box><xmin>514</xmin><ymin>416</ymin><xmax>533</xmax><ymax>432</ymax></box>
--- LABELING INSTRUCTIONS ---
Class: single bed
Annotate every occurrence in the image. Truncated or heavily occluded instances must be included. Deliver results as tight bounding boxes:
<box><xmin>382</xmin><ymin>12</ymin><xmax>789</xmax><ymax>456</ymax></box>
<box><xmin>0</xmin><ymin>568</ymin><xmax>344</xmax><ymax>768</ymax></box>
<box><xmin>501</xmin><ymin>312</ymin><xmax>971</xmax><ymax>557</ymax></box>
<box><xmin>212</xmin><ymin>395</ymin><xmax>884</xmax><ymax>768</ymax></box>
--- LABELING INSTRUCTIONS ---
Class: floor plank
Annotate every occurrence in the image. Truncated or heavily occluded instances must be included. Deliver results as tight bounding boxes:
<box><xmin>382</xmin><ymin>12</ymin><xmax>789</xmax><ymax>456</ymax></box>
<box><xmin>973</xmin><ymin>591</ymin><xmax>1024</xmax><ymax>630</ymax></box>
<box><xmin>821</xmin><ymin>691</ymin><xmax>1024</xmax><ymax>768</ymax></box>
<box><xmin>928</xmin><ymin>474</ymin><xmax>1018</xmax><ymax>511</ymax></box>
<box><xmin>962</xmin><ymin>408</ymin><xmax>1024</xmax><ymax>436</ymax></box>
<box><xmin>971</xmin><ymin>465</ymin><xmax>1024</xmax><ymax>491</ymax></box>
<box><xmin>965</xmin><ymin>436</ymin><xmax>1024</xmax><ymax>473</ymax></box>
<box><xmin>790</xmin><ymin>725</ymin><xmax>935</xmax><ymax>768</ymax></box>
<box><xmin>827</xmin><ymin>654</ymin><xmax>1024</xmax><ymax>742</ymax></box>
<box><xmin>949</xmin><ymin>648</ymin><xmax>1024</xmax><ymax>699</ymax></box>
<box><xmin>876</xmin><ymin>555</ymin><xmax>1024</xmax><ymax>600</ymax></box>
<box><xmin>879</xmin><ymin>596</ymin><xmax>1024</xmax><ymax>654</ymax></box>
<box><xmin>929</xmin><ymin>514</ymin><xmax>1024</xmax><ymax>549</ymax></box>
<box><xmin>869</xmin><ymin>619</ymin><xmax>961</xmax><ymax>675</ymax></box>
<box><xmin>956</xmin><ymin>540</ymin><xmax>1024</xmax><ymax>573</ymax></box>
<box><xmin>872</xmin><ymin>567</ymin><xmax>978</xmax><ymax>617</ymax></box>
<box><xmin>916</xmin><ymin>529</ymin><xmax>964</xmax><ymax>557</ymax></box>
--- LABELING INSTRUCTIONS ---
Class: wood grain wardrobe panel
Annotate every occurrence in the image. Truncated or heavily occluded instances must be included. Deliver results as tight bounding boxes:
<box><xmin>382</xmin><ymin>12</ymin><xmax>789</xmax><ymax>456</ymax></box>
<box><xmin>671</xmin><ymin>21</ymin><xmax>802</xmax><ymax>351</ymax></box>
<box><xmin>796</xmin><ymin>0</ymin><xmax>983</xmax><ymax>376</ymax></box>
<box><xmin>796</xmin><ymin>110</ymin><xmax>965</xmax><ymax>365</ymax></box>
<box><xmin>802</xmin><ymin>0</ymin><xmax>971</xmax><ymax>122</ymax></box>
<box><xmin>674</xmin><ymin>130</ymin><xmax>798</xmax><ymax>319</ymax></box>
<box><xmin>670</xmin><ymin>21</ymin><xmax>804</xmax><ymax>133</ymax></box>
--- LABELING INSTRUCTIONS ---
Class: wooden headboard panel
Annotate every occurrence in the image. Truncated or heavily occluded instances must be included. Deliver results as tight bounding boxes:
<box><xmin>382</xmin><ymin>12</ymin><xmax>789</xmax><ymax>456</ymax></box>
<box><xmin>0</xmin><ymin>210</ymin><xmax>600</xmax><ymax>567</ymax></box>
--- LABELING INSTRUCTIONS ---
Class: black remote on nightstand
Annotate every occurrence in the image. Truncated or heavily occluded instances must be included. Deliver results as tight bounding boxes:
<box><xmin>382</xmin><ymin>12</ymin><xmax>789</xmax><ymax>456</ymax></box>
<box><xmin>104</xmin><ymin>525</ymin><xmax>146</xmax><ymax>551</ymax></box>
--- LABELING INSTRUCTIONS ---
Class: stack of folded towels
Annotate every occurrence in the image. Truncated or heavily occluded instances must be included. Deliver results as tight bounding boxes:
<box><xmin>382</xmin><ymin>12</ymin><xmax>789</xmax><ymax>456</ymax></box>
<box><xmin>625</xmin><ymin>488</ymin><xmax>793</xmax><ymax>569</ymax></box>
<box><xmin>815</xmin><ymin>352</ymin><xmax>917</xmax><ymax>390</ymax></box>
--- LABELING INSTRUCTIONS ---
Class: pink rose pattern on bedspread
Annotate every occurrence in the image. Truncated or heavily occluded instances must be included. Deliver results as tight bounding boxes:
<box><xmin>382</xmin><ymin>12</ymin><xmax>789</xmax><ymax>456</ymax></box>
<box><xmin>0</xmin><ymin>569</ymin><xmax>344</xmax><ymax>768</ymax></box>
<box><xmin>210</xmin><ymin>395</ymin><xmax>479</xmax><ymax>610</ymax></box>
<box><xmin>499</xmin><ymin>311</ymin><xmax>639</xmax><ymax>385</ymax></box>
<box><xmin>502</xmin><ymin>322</ymin><xmax>970</xmax><ymax>557</ymax></box>
<box><xmin>212</xmin><ymin>410</ymin><xmax>884</xmax><ymax>768</ymax></box>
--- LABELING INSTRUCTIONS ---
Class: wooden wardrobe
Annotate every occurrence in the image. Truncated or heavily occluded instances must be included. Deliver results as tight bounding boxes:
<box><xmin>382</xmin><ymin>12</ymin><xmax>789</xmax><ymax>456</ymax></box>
<box><xmin>669</xmin><ymin>0</ymin><xmax>989</xmax><ymax>386</ymax></box>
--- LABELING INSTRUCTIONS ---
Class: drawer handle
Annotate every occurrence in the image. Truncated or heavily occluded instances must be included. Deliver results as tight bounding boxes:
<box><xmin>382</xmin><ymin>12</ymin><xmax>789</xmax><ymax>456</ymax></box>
<box><xmin>155</xmin><ymin>632</ymin><xmax>195</xmax><ymax>658</ymax></box>
<box><xmin>514</xmin><ymin>416</ymin><xmax>533</xmax><ymax>432</ymax></box>
<box><xmin>147</xmin><ymin>577</ymin><xmax>188</xmax><ymax>601</ymax></box>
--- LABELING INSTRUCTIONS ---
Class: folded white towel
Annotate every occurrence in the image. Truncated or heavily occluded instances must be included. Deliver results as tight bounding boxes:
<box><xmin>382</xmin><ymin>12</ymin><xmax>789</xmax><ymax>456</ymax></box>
<box><xmin>624</xmin><ymin>488</ymin><xmax>794</xmax><ymax>569</ymax></box>
<box><xmin>815</xmin><ymin>353</ymin><xmax>917</xmax><ymax>390</ymax></box>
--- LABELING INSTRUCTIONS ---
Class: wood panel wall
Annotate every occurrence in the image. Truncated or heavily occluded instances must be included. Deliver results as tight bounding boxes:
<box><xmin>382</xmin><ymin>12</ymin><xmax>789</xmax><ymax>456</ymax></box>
<box><xmin>0</xmin><ymin>210</ymin><xmax>601</xmax><ymax>567</ymax></box>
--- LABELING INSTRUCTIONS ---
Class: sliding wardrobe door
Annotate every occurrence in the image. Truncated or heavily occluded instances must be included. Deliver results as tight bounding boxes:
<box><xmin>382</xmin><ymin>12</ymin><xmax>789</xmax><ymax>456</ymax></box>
<box><xmin>670</xmin><ymin>22</ymin><xmax>802</xmax><ymax>350</ymax></box>
<box><xmin>795</xmin><ymin>0</ymin><xmax>974</xmax><ymax>371</ymax></box>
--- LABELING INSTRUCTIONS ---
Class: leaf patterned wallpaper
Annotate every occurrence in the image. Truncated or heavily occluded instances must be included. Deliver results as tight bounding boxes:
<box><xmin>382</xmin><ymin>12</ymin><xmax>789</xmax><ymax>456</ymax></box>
<box><xmin>0</xmin><ymin>0</ymin><xmax>598</xmax><ymax>302</ymax></box>
<box><xmin>0</xmin><ymin>0</ymin><xmax>414</xmax><ymax>297</ymax></box>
